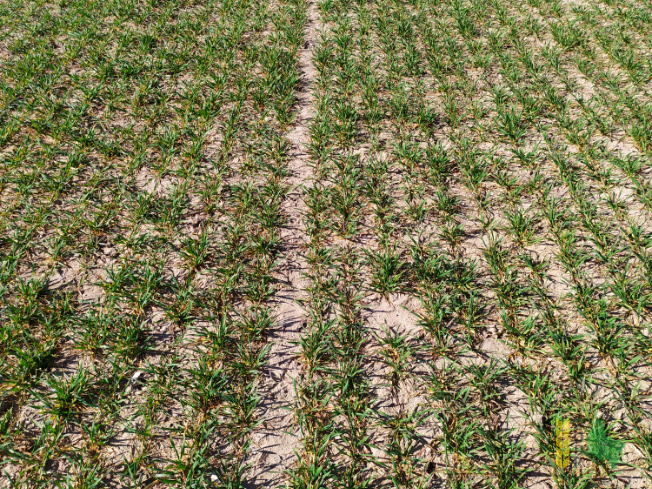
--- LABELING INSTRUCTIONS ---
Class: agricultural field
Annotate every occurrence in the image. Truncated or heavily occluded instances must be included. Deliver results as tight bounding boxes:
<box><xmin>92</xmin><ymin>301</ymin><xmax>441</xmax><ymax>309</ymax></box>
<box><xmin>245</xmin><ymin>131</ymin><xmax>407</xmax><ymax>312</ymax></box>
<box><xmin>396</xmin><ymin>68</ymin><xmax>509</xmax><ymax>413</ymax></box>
<box><xmin>1</xmin><ymin>0</ymin><xmax>652</xmax><ymax>487</ymax></box>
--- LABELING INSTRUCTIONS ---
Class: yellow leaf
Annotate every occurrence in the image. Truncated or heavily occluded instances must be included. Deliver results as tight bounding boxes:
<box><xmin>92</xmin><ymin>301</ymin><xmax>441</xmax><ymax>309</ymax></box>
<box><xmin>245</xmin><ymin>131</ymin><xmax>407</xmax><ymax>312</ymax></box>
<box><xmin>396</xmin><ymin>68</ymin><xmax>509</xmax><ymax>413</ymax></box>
<box><xmin>555</xmin><ymin>418</ymin><xmax>571</xmax><ymax>469</ymax></box>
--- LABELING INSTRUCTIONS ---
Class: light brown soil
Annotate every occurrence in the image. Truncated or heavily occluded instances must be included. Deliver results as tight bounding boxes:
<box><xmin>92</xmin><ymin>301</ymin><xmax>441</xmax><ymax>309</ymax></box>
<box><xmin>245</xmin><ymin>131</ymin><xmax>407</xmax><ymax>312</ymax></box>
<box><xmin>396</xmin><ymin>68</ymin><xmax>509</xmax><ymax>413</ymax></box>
<box><xmin>249</xmin><ymin>1</ymin><xmax>322</xmax><ymax>485</ymax></box>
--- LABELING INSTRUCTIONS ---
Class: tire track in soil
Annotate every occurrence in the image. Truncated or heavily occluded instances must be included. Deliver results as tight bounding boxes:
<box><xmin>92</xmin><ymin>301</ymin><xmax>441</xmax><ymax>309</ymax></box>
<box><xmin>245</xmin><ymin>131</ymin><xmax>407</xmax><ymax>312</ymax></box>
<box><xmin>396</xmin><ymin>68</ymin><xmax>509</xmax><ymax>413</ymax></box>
<box><xmin>248</xmin><ymin>1</ymin><xmax>320</xmax><ymax>486</ymax></box>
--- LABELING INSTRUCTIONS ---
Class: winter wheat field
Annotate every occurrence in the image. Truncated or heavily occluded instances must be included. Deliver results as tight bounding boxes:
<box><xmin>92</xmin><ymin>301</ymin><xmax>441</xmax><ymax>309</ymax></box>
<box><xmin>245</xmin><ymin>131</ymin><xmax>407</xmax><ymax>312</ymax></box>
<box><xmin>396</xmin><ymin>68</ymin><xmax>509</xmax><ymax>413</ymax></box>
<box><xmin>2</xmin><ymin>0</ymin><xmax>652</xmax><ymax>487</ymax></box>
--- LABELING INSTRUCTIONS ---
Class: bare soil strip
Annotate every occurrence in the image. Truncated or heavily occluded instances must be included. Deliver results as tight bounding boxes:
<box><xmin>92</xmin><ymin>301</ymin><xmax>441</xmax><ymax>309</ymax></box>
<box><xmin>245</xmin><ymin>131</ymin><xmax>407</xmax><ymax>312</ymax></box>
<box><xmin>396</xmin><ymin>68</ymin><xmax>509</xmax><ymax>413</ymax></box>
<box><xmin>250</xmin><ymin>2</ymin><xmax>320</xmax><ymax>486</ymax></box>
